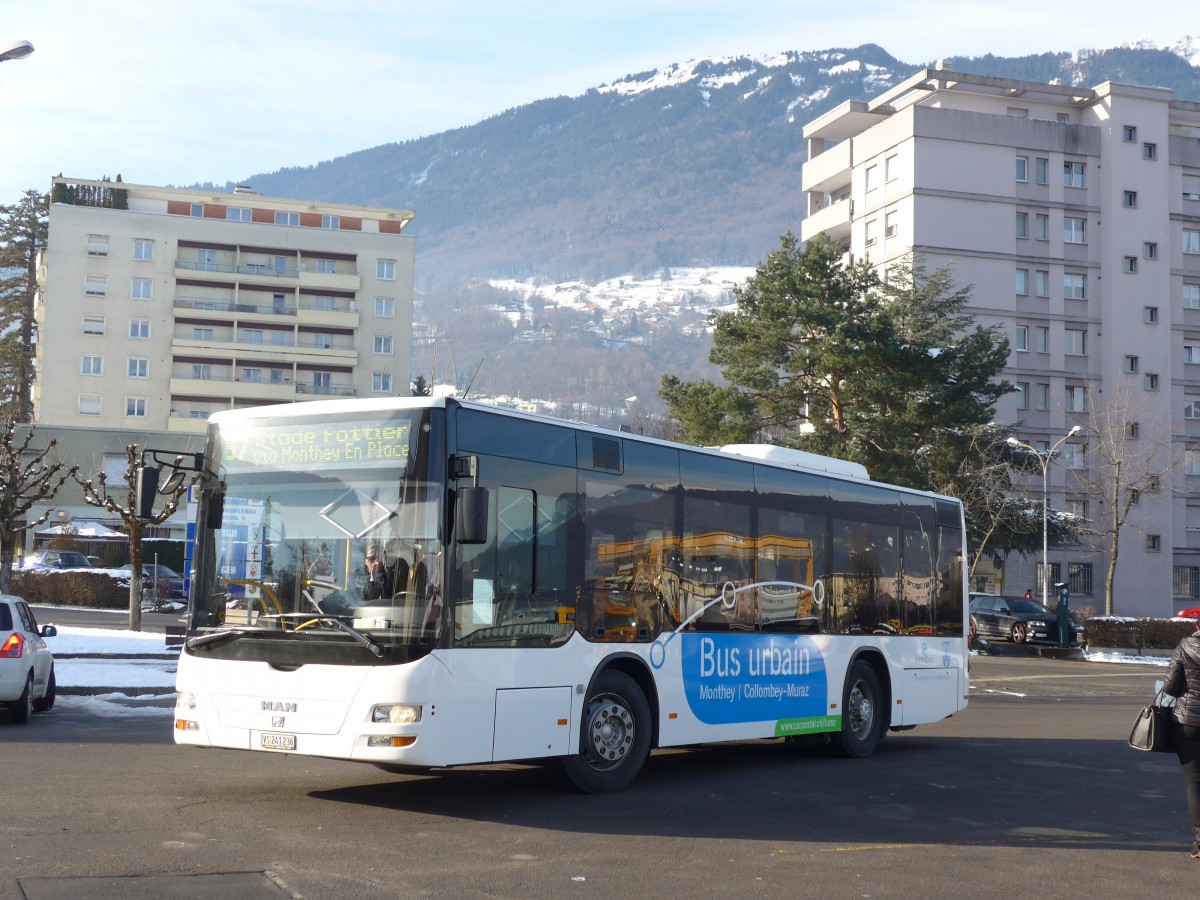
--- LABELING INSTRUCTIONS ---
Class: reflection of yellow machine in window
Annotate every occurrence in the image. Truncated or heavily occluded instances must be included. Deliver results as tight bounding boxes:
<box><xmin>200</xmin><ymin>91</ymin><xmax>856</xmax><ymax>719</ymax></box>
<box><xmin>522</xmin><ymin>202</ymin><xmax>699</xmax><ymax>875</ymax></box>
<box><xmin>589</xmin><ymin>532</ymin><xmax>816</xmax><ymax>638</ymax></box>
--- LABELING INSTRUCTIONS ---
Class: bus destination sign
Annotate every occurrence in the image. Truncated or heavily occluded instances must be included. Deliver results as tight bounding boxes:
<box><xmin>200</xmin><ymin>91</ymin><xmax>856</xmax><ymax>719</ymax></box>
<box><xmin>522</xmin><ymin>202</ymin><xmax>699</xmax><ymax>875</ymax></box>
<box><xmin>221</xmin><ymin>422</ymin><xmax>412</xmax><ymax>470</ymax></box>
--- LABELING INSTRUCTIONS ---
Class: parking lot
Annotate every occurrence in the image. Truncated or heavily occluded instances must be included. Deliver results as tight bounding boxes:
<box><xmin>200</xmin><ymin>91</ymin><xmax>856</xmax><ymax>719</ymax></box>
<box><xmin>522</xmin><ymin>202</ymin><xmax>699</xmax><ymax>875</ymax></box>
<box><xmin>1</xmin><ymin>652</ymin><xmax>1195</xmax><ymax>900</ymax></box>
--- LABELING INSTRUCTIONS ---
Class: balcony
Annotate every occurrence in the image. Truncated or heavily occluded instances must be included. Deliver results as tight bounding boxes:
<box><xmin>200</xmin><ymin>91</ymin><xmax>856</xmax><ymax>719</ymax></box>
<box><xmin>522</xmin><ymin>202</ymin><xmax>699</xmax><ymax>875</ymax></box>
<box><xmin>802</xmin><ymin>140</ymin><xmax>852</xmax><ymax>196</ymax></box>
<box><xmin>297</xmin><ymin>264</ymin><xmax>361</xmax><ymax>293</ymax></box>
<box><xmin>175</xmin><ymin>259</ymin><xmax>296</xmax><ymax>285</ymax></box>
<box><xmin>801</xmin><ymin>197</ymin><xmax>852</xmax><ymax>243</ymax></box>
<box><xmin>296</xmin><ymin>383</ymin><xmax>357</xmax><ymax>397</ymax></box>
<box><xmin>169</xmin><ymin>376</ymin><xmax>297</xmax><ymax>402</ymax></box>
<box><xmin>175</xmin><ymin>296</ymin><xmax>297</xmax><ymax>319</ymax></box>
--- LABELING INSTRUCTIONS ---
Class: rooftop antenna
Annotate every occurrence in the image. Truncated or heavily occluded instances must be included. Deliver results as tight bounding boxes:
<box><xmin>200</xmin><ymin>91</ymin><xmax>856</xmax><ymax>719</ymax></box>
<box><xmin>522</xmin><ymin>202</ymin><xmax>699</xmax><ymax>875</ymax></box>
<box><xmin>462</xmin><ymin>358</ymin><xmax>485</xmax><ymax>399</ymax></box>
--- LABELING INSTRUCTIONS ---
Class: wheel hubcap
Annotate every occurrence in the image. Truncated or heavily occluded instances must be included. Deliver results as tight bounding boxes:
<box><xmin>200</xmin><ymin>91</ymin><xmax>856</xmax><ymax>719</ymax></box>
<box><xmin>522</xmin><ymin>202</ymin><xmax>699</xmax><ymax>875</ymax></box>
<box><xmin>584</xmin><ymin>696</ymin><xmax>634</xmax><ymax>769</ymax></box>
<box><xmin>848</xmin><ymin>682</ymin><xmax>874</xmax><ymax>739</ymax></box>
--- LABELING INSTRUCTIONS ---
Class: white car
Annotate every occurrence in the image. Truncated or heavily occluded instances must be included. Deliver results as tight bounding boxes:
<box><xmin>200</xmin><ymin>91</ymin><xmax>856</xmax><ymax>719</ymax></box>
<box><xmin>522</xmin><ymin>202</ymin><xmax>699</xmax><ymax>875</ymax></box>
<box><xmin>1</xmin><ymin>594</ymin><xmax>57</xmax><ymax>723</ymax></box>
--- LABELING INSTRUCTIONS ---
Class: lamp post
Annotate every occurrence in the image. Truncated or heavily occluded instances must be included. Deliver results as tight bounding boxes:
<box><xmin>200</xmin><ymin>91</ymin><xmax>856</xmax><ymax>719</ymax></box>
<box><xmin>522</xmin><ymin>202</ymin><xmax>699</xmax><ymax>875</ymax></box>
<box><xmin>1008</xmin><ymin>425</ymin><xmax>1081</xmax><ymax>608</ymax></box>
<box><xmin>0</xmin><ymin>40</ymin><xmax>35</xmax><ymax>63</ymax></box>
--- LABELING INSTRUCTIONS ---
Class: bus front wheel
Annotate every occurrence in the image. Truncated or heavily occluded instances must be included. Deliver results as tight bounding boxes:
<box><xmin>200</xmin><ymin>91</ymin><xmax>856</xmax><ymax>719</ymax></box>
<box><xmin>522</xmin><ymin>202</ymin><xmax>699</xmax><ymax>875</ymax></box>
<box><xmin>830</xmin><ymin>660</ymin><xmax>884</xmax><ymax>758</ymax></box>
<box><xmin>561</xmin><ymin>670</ymin><xmax>651</xmax><ymax>793</ymax></box>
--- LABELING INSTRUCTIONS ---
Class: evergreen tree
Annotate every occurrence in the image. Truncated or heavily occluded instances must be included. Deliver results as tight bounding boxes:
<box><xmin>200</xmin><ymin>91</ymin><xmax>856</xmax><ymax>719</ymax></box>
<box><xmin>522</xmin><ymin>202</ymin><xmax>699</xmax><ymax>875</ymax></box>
<box><xmin>660</xmin><ymin>233</ymin><xmax>1011</xmax><ymax>489</ymax></box>
<box><xmin>0</xmin><ymin>190</ymin><xmax>49</xmax><ymax>421</ymax></box>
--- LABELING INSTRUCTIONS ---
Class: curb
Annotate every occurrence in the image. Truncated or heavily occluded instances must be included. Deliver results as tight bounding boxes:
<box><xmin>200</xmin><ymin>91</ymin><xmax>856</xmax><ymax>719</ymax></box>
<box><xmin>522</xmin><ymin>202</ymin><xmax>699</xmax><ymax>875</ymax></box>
<box><xmin>59</xmin><ymin>685</ymin><xmax>176</xmax><ymax>697</ymax></box>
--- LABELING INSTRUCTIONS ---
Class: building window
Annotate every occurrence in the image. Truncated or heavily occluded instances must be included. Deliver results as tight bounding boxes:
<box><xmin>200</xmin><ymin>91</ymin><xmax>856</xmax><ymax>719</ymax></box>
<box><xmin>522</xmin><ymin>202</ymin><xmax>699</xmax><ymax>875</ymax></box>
<box><xmin>129</xmin><ymin>318</ymin><xmax>150</xmax><ymax>339</ymax></box>
<box><xmin>885</xmin><ymin>154</ymin><xmax>898</xmax><ymax>182</ymax></box>
<box><xmin>192</xmin><ymin>364</ymin><xmax>211</xmax><ymax>380</ymax></box>
<box><xmin>1016</xmin><ymin>212</ymin><xmax>1028</xmax><ymax>238</ymax></box>
<box><xmin>226</xmin><ymin>207</ymin><xmax>252</xmax><ymax>222</ymax></box>
<box><xmin>375</xmin><ymin>297</ymin><xmax>395</xmax><ymax>318</ymax></box>
<box><xmin>312</xmin><ymin>372</ymin><xmax>332</xmax><ymax>391</ymax></box>
<box><xmin>1068</xmin><ymin>563</ymin><xmax>1093</xmax><ymax>596</ymax></box>
<box><xmin>1184</xmin><ymin>230</ymin><xmax>1200</xmax><ymax>255</ymax></box>
<box><xmin>1035</xmin><ymin>157</ymin><xmax>1048</xmax><ymax>185</ymax></box>
<box><xmin>865</xmin><ymin>219</ymin><xmax>877</xmax><ymax>247</ymax></box>
<box><xmin>1187</xmin><ymin>400</ymin><xmax>1200</xmax><ymax>420</ymax></box>
<box><xmin>1145</xmin><ymin>306</ymin><xmax>1159</xmax><ymax>324</ymax></box>
<box><xmin>192</xmin><ymin>328</ymin><xmax>214</xmax><ymax>342</ymax></box>
<box><xmin>78</xmin><ymin>394</ymin><xmax>101</xmax><ymax>416</ymax></box>
<box><xmin>1035</xmin><ymin>326</ymin><xmax>1049</xmax><ymax>353</ymax></box>
<box><xmin>1123</xmin><ymin>256</ymin><xmax>1138</xmax><ymax>273</ymax></box>
<box><xmin>372</xmin><ymin>373</ymin><xmax>392</xmax><ymax>393</ymax></box>
<box><xmin>1187</xmin><ymin>449</ymin><xmax>1200</xmax><ymax>475</ymax></box>
<box><xmin>1065</xmin><ymin>329</ymin><xmax>1086</xmax><ymax>355</ymax></box>
<box><xmin>1035</xmin><ymin>383</ymin><xmax>1049</xmax><ymax>410</ymax></box>
<box><xmin>1015</xmin><ymin>156</ymin><xmax>1028</xmax><ymax>182</ymax></box>
<box><xmin>86</xmin><ymin>234</ymin><xmax>109</xmax><ymax>256</ymax></box>
<box><xmin>1147</xmin><ymin>534</ymin><xmax>1161</xmax><ymax>552</ymax></box>
<box><xmin>865</xmin><ymin>164</ymin><xmax>878</xmax><ymax>192</ymax></box>
<box><xmin>1036</xmin><ymin>562</ymin><xmax>1062</xmax><ymax>593</ymax></box>
<box><xmin>1016</xmin><ymin>268</ymin><xmax>1029</xmax><ymax>296</ymax></box>
<box><xmin>125</xmin><ymin>397</ymin><xmax>147</xmax><ymax>418</ymax></box>
<box><xmin>82</xmin><ymin>315</ymin><xmax>105</xmax><ymax>335</ymax></box>
<box><xmin>84</xmin><ymin>274</ymin><xmax>107</xmax><ymax>296</ymax></box>
<box><xmin>189</xmin><ymin>203</ymin><xmax>204</xmax><ymax>217</ymax></box>
<box><xmin>1035</xmin><ymin>270</ymin><xmax>1049</xmax><ymax>298</ymax></box>
<box><xmin>274</xmin><ymin>211</ymin><xmax>300</xmax><ymax>226</ymax></box>
<box><xmin>1015</xmin><ymin>324</ymin><xmax>1028</xmax><ymax>351</ymax></box>
<box><xmin>127</xmin><ymin>357</ymin><xmax>148</xmax><ymax>379</ymax></box>
<box><xmin>133</xmin><ymin>239</ymin><xmax>154</xmax><ymax>261</ymax></box>
<box><xmin>1123</xmin><ymin>125</ymin><xmax>1137</xmax><ymax>142</ymax></box>
<box><xmin>1124</xmin><ymin>355</ymin><xmax>1139</xmax><ymax>373</ymax></box>
<box><xmin>1063</xmin><ymin>162</ymin><xmax>1085</xmax><ymax>188</ymax></box>
<box><xmin>1065</xmin><ymin>499</ymin><xmax>1088</xmax><ymax>520</ymax></box>
<box><xmin>373</xmin><ymin>335</ymin><xmax>393</xmax><ymax>355</ymax></box>
<box><xmin>1061</xmin><ymin>443</ymin><xmax>1084</xmax><ymax>468</ymax></box>
<box><xmin>1185</xmin><ymin>175</ymin><xmax>1200</xmax><ymax>201</ymax></box>
<box><xmin>1066</xmin><ymin>385</ymin><xmax>1085</xmax><ymax>412</ymax></box>
<box><xmin>1015</xmin><ymin>382</ymin><xmax>1029</xmax><ymax>409</ymax></box>
<box><xmin>316</xmin><ymin>259</ymin><xmax>336</xmax><ymax>274</ymax></box>
<box><xmin>1145</xmin><ymin>373</ymin><xmax>1159</xmax><ymax>391</ymax></box>
<box><xmin>269</xmin><ymin>369</ymin><xmax>284</xmax><ymax>384</ymax></box>
<box><xmin>377</xmin><ymin>259</ymin><xmax>396</xmax><ymax>280</ymax></box>
<box><xmin>1126</xmin><ymin>421</ymin><xmax>1140</xmax><ymax>439</ymax></box>
<box><xmin>1145</xmin><ymin>242</ymin><xmax>1158</xmax><ymax>260</ymax></box>
<box><xmin>1064</xmin><ymin>217</ymin><xmax>1086</xmax><ymax>243</ymax></box>
<box><xmin>321</xmin><ymin>215</ymin><xmax>340</xmax><ymax>230</ymax></box>
<box><xmin>1185</xmin><ymin>285</ymin><xmax>1200</xmax><ymax>309</ymax></box>
<box><xmin>1035</xmin><ymin>213</ymin><xmax>1049</xmax><ymax>241</ymax></box>
<box><xmin>1064</xmin><ymin>273</ymin><xmax>1085</xmax><ymax>300</ymax></box>
<box><xmin>80</xmin><ymin>354</ymin><xmax>103</xmax><ymax>376</ymax></box>
<box><xmin>241</xmin><ymin>368</ymin><xmax>262</xmax><ymax>383</ymax></box>
<box><xmin>196</xmin><ymin>249</ymin><xmax>217</xmax><ymax>271</ymax></box>
<box><xmin>313</xmin><ymin>295</ymin><xmax>335</xmax><ymax>311</ymax></box>
<box><xmin>885</xmin><ymin>211</ymin><xmax>897</xmax><ymax>238</ymax></box>
<box><xmin>1143</xmin><ymin>143</ymin><xmax>1157</xmax><ymax>160</ymax></box>
<box><xmin>1186</xmin><ymin>345</ymin><xmax>1200</xmax><ymax>364</ymax></box>
<box><xmin>1123</xmin><ymin>190</ymin><xmax>1137</xmax><ymax>208</ymax></box>
<box><xmin>243</xmin><ymin>329</ymin><xmax>264</xmax><ymax>344</ymax></box>
<box><xmin>1174</xmin><ymin>567</ymin><xmax>1200</xmax><ymax>599</ymax></box>
<box><xmin>130</xmin><ymin>277</ymin><xmax>153</xmax><ymax>300</ymax></box>
<box><xmin>1007</xmin><ymin>106</ymin><xmax>1028</xmax><ymax>118</ymax></box>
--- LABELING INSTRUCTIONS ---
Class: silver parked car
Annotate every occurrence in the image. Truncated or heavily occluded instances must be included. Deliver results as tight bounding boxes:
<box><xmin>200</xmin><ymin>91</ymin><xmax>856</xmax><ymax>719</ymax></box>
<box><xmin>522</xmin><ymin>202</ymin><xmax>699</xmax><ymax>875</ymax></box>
<box><xmin>0</xmin><ymin>594</ymin><xmax>57</xmax><ymax>723</ymax></box>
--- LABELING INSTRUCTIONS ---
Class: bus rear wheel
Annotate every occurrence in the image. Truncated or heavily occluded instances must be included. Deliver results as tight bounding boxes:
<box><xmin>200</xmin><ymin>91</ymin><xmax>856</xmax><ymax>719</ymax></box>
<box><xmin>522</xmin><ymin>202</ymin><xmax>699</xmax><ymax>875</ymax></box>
<box><xmin>561</xmin><ymin>670</ymin><xmax>651</xmax><ymax>793</ymax></box>
<box><xmin>830</xmin><ymin>660</ymin><xmax>884</xmax><ymax>758</ymax></box>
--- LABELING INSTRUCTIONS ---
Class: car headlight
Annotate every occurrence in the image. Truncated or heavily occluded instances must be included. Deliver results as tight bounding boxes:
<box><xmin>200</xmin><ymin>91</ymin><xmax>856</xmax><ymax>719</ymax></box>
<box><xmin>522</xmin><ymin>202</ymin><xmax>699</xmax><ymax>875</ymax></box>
<box><xmin>372</xmin><ymin>703</ymin><xmax>421</xmax><ymax>724</ymax></box>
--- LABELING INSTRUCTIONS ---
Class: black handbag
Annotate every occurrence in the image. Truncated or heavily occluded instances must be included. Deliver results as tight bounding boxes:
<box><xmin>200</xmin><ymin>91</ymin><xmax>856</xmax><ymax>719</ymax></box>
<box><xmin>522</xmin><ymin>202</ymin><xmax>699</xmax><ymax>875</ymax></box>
<box><xmin>1128</xmin><ymin>692</ymin><xmax>1175</xmax><ymax>752</ymax></box>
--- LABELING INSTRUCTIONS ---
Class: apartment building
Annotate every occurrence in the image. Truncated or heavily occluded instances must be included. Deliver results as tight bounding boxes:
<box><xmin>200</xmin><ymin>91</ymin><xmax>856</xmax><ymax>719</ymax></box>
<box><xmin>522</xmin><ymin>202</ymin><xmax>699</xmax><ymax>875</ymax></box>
<box><xmin>34</xmin><ymin>177</ymin><xmax>415</xmax><ymax>433</ymax></box>
<box><xmin>801</xmin><ymin>66</ymin><xmax>1200</xmax><ymax>617</ymax></box>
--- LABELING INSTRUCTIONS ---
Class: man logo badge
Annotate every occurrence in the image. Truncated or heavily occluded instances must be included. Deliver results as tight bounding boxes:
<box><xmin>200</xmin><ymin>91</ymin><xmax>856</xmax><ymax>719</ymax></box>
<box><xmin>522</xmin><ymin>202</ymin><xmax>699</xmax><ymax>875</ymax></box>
<box><xmin>262</xmin><ymin>700</ymin><xmax>297</xmax><ymax>712</ymax></box>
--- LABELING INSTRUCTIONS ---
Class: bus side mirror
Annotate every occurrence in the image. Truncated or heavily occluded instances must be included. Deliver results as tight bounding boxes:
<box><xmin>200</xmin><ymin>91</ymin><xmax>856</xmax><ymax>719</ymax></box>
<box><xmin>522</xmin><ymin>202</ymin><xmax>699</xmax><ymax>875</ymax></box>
<box><xmin>206</xmin><ymin>492</ymin><xmax>225</xmax><ymax>530</ymax></box>
<box><xmin>455</xmin><ymin>486</ymin><xmax>489</xmax><ymax>545</ymax></box>
<box><xmin>135</xmin><ymin>466</ymin><xmax>159</xmax><ymax>519</ymax></box>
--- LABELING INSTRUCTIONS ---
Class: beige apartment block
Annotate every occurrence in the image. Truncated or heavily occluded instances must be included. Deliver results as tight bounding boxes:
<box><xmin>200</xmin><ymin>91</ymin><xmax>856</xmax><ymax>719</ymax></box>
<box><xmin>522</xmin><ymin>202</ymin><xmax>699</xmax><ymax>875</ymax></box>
<box><xmin>34</xmin><ymin>177</ymin><xmax>415</xmax><ymax>435</ymax></box>
<box><xmin>801</xmin><ymin>66</ymin><xmax>1200</xmax><ymax>617</ymax></box>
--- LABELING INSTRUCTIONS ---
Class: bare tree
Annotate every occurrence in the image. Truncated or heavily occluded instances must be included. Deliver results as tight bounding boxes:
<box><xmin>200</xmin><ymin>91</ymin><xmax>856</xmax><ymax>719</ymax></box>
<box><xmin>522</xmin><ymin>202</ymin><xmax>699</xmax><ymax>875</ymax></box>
<box><xmin>74</xmin><ymin>445</ymin><xmax>192</xmax><ymax>631</ymax></box>
<box><xmin>0</xmin><ymin>419</ymin><xmax>77</xmax><ymax>592</ymax></box>
<box><xmin>1072</xmin><ymin>381</ymin><xmax>1177</xmax><ymax>615</ymax></box>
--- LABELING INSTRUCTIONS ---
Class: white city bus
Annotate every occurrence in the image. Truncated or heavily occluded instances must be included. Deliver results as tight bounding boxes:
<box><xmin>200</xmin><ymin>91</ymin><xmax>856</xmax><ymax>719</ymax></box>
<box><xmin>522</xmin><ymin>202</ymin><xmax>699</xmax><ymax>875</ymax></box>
<box><xmin>170</xmin><ymin>397</ymin><xmax>969</xmax><ymax>792</ymax></box>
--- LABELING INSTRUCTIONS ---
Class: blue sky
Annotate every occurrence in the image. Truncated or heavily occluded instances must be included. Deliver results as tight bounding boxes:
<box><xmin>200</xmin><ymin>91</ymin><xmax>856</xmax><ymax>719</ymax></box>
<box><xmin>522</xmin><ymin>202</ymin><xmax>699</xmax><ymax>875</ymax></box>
<box><xmin>0</xmin><ymin>1</ymin><xmax>1191</xmax><ymax>201</ymax></box>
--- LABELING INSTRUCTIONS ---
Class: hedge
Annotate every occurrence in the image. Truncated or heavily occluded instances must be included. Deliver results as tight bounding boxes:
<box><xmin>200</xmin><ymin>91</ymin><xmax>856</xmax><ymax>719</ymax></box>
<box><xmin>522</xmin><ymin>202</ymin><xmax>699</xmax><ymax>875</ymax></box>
<box><xmin>10</xmin><ymin>571</ymin><xmax>132</xmax><ymax>610</ymax></box>
<box><xmin>1083</xmin><ymin>617</ymin><xmax>1198</xmax><ymax>650</ymax></box>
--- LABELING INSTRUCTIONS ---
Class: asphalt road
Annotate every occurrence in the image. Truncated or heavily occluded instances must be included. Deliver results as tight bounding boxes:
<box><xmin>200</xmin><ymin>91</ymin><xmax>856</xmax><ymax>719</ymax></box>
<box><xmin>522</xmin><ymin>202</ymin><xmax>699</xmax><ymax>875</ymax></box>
<box><xmin>0</xmin><ymin>654</ymin><xmax>1195</xmax><ymax>900</ymax></box>
<box><xmin>29</xmin><ymin>604</ymin><xmax>185</xmax><ymax>634</ymax></box>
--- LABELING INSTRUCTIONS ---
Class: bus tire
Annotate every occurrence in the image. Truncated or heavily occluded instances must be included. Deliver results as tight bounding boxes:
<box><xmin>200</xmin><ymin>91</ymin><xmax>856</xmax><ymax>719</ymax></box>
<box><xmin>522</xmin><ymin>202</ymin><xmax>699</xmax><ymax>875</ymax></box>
<box><xmin>830</xmin><ymin>660</ymin><xmax>883</xmax><ymax>758</ymax></box>
<box><xmin>561</xmin><ymin>670</ymin><xmax>651</xmax><ymax>793</ymax></box>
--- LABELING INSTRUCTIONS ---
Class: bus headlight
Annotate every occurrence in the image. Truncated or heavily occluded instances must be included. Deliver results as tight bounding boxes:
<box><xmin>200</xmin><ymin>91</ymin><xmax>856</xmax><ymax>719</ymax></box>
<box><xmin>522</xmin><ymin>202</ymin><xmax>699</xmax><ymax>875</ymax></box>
<box><xmin>176</xmin><ymin>692</ymin><xmax>196</xmax><ymax>710</ymax></box>
<box><xmin>372</xmin><ymin>703</ymin><xmax>421</xmax><ymax>724</ymax></box>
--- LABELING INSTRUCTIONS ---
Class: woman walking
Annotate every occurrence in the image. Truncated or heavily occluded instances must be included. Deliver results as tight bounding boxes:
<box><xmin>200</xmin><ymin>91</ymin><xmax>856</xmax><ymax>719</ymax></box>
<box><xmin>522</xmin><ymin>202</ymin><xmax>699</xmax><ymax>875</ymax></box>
<box><xmin>1164</xmin><ymin>616</ymin><xmax>1200</xmax><ymax>858</ymax></box>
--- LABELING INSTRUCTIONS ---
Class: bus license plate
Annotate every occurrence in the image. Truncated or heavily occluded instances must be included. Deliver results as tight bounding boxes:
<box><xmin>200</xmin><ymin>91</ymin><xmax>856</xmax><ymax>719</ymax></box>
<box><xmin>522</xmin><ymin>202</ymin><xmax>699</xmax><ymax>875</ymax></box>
<box><xmin>261</xmin><ymin>732</ymin><xmax>296</xmax><ymax>751</ymax></box>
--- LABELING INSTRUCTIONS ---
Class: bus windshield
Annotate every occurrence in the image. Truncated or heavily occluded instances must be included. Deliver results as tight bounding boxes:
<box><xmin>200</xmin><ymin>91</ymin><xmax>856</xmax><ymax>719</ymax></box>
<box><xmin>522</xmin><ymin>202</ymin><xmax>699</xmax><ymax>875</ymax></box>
<box><xmin>189</xmin><ymin>408</ymin><xmax>443</xmax><ymax>656</ymax></box>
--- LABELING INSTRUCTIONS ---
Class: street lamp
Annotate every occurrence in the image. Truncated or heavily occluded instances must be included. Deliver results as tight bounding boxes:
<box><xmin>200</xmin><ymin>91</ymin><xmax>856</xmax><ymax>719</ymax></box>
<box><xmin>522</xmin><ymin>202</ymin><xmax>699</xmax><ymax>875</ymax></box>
<box><xmin>1008</xmin><ymin>425</ymin><xmax>1082</xmax><ymax>607</ymax></box>
<box><xmin>0</xmin><ymin>40</ymin><xmax>35</xmax><ymax>63</ymax></box>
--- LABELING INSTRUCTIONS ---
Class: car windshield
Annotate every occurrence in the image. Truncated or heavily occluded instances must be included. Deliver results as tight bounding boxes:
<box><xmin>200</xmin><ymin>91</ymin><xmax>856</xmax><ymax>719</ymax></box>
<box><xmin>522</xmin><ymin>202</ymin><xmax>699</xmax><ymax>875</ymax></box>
<box><xmin>188</xmin><ymin>407</ymin><xmax>443</xmax><ymax>657</ymax></box>
<box><xmin>57</xmin><ymin>552</ymin><xmax>91</xmax><ymax>567</ymax></box>
<box><xmin>1010</xmin><ymin>599</ymin><xmax>1054</xmax><ymax>615</ymax></box>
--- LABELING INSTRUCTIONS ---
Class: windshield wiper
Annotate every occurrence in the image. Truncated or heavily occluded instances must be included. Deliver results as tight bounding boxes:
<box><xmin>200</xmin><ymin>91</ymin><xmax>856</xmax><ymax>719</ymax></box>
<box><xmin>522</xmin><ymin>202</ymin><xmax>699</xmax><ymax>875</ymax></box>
<box><xmin>186</xmin><ymin>628</ymin><xmax>249</xmax><ymax>650</ymax></box>
<box><xmin>259</xmin><ymin>613</ymin><xmax>389</xmax><ymax>658</ymax></box>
